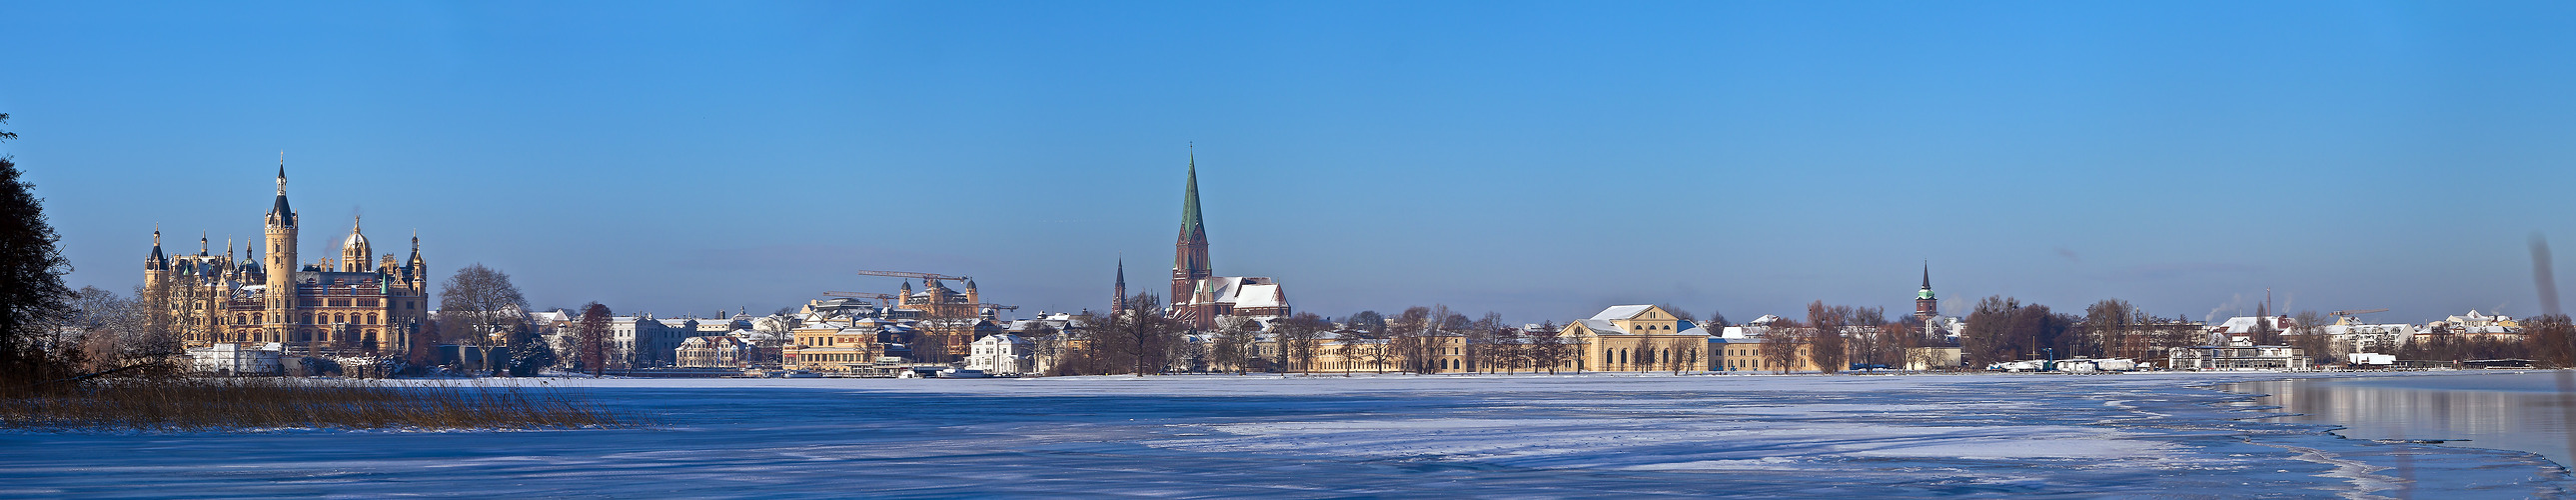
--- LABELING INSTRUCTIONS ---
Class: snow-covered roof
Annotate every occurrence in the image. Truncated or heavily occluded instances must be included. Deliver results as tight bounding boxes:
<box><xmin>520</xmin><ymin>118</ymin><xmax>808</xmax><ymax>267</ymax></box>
<box><xmin>1590</xmin><ymin>305</ymin><xmax>1655</xmax><ymax>321</ymax></box>
<box><xmin>1575</xmin><ymin>319</ymin><xmax>1626</xmax><ymax>335</ymax></box>
<box><xmin>1235</xmin><ymin>283</ymin><xmax>1287</xmax><ymax>309</ymax></box>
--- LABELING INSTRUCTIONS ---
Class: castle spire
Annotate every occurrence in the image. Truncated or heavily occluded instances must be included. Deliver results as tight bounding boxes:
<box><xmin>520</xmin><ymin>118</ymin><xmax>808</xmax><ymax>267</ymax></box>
<box><xmin>146</xmin><ymin>226</ymin><xmax>166</xmax><ymax>270</ymax></box>
<box><xmin>269</xmin><ymin>152</ymin><xmax>295</xmax><ymax>222</ymax></box>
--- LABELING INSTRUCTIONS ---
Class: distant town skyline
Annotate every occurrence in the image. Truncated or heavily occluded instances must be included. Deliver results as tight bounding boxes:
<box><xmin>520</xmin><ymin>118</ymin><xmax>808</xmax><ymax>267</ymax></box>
<box><xmin>8</xmin><ymin>1</ymin><xmax>2576</xmax><ymax>325</ymax></box>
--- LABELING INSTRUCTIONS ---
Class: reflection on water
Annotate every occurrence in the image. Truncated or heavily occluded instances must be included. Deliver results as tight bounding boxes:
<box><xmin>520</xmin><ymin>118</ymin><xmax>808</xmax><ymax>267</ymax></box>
<box><xmin>2228</xmin><ymin>371</ymin><xmax>2576</xmax><ymax>468</ymax></box>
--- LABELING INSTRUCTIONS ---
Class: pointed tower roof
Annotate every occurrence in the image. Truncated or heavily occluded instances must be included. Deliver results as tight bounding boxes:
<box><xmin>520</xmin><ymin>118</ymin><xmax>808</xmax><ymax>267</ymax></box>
<box><xmin>146</xmin><ymin>226</ymin><xmax>166</xmax><ymax>270</ymax></box>
<box><xmin>1917</xmin><ymin>261</ymin><xmax>1936</xmax><ymax>300</ymax></box>
<box><xmin>271</xmin><ymin>152</ymin><xmax>294</xmax><ymax>218</ymax></box>
<box><xmin>1179</xmin><ymin>150</ymin><xmax>1204</xmax><ymax>240</ymax></box>
<box><xmin>1115</xmin><ymin>257</ymin><xmax>1126</xmax><ymax>288</ymax></box>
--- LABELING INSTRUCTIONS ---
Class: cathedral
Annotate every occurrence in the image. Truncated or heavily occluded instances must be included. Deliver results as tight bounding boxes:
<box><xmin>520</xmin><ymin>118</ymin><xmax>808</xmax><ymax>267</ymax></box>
<box><xmin>1163</xmin><ymin>152</ymin><xmax>1291</xmax><ymax>330</ymax></box>
<box><xmin>142</xmin><ymin>160</ymin><xmax>432</xmax><ymax>355</ymax></box>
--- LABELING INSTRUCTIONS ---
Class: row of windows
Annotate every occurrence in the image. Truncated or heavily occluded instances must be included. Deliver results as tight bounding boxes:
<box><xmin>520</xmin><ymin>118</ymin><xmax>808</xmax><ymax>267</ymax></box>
<box><xmin>230</xmin><ymin>312</ymin><xmax>388</xmax><ymax>325</ymax></box>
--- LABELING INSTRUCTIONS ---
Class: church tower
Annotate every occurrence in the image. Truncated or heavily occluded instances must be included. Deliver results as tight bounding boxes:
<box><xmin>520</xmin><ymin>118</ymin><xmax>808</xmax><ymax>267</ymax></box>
<box><xmin>263</xmin><ymin>156</ymin><xmax>301</xmax><ymax>343</ymax></box>
<box><xmin>1171</xmin><ymin>151</ymin><xmax>1212</xmax><ymax>302</ymax></box>
<box><xmin>1113</xmin><ymin>257</ymin><xmax>1127</xmax><ymax>313</ymax></box>
<box><xmin>1914</xmin><ymin>262</ymin><xmax>1938</xmax><ymax>321</ymax></box>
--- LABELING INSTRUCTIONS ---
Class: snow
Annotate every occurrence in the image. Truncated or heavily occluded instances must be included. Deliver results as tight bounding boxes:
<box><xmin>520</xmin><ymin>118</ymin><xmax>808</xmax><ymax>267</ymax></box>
<box><xmin>2</xmin><ymin>372</ymin><xmax>2570</xmax><ymax>497</ymax></box>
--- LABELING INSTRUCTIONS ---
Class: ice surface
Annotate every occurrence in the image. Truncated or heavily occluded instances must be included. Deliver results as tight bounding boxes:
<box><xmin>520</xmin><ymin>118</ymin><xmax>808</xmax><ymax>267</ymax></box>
<box><xmin>3</xmin><ymin>372</ymin><xmax>2570</xmax><ymax>498</ymax></box>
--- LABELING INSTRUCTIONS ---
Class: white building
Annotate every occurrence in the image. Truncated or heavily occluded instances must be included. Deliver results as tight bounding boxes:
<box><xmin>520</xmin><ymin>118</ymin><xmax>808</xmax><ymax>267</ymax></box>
<box><xmin>607</xmin><ymin>316</ymin><xmax>694</xmax><ymax>368</ymax></box>
<box><xmin>187</xmin><ymin>343</ymin><xmax>283</xmax><ymax>376</ymax></box>
<box><xmin>675</xmin><ymin>335</ymin><xmax>758</xmax><ymax>368</ymax></box>
<box><xmin>2168</xmin><ymin>339</ymin><xmax>2310</xmax><ymax>371</ymax></box>
<box><xmin>966</xmin><ymin>333</ymin><xmax>1033</xmax><ymax>375</ymax></box>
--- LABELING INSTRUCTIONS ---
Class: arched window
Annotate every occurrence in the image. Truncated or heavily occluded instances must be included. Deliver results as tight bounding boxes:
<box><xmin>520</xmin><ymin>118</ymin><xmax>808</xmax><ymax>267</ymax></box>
<box><xmin>368</xmin><ymin>313</ymin><xmax>379</xmax><ymax>324</ymax></box>
<box><xmin>302</xmin><ymin>313</ymin><xmax>314</xmax><ymax>324</ymax></box>
<box><xmin>253</xmin><ymin>313</ymin><xmax>263</xmax><ymax>323</ymax></box>
<box><xmin>235</xmin><ymin>313</ymin><xmax>247</xmax><ymax>325</ymax></box>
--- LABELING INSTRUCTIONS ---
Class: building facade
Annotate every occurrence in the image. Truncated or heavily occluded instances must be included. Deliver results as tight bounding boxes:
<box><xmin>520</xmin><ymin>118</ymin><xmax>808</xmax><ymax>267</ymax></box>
<box><xmin>147</xmin><ymin>161</ymin><xmax>431</xmax><ymax>355</ymax></box>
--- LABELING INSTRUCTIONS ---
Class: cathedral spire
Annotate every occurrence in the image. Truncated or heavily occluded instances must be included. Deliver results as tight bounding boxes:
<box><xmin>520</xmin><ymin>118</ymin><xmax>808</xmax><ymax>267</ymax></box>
<box><xmin>1114</xmin><ymin>256</ymin><xmax>1127</xmax><ymax>312</ymax></box>
<box><xmin>1171</xmin><ymin>147</ymin><xmax>1213</xmax><ymax>301</ymax></box>
<box><xmin>1922</xmin><ymin>261</ymin><xmax>1932</xmax><ymax>291</ymax></box>
<box><xmin>1180</xmin><ymin>150</ymin><xmax>1203</xmax><ymax>240</ymax></box>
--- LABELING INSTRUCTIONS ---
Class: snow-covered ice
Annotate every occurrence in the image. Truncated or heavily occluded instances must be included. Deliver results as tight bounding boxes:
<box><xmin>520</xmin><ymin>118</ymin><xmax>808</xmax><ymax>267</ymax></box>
<box><xmin>3</xmin><ymin>372</ymin><xmax>2569</xmax><ymax>498</ymax></box>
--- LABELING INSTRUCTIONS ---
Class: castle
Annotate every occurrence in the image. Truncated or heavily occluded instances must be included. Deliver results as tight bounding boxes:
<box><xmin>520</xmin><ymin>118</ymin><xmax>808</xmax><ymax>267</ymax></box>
<box><xmin>143</xmin><ymin>159</ymin><xmax>432</xmax><ymax>355</ymax></box>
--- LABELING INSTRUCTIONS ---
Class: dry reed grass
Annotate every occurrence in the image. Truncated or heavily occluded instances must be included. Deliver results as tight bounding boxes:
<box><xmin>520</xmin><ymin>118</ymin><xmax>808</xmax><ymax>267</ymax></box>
<box><xmin>0</xmin><ymin>377</ymin><xmax>633</xmax><ymax>431</ymax></box>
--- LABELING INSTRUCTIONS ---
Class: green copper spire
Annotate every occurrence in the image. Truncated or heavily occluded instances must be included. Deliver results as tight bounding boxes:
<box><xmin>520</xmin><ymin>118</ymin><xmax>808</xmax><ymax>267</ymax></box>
<box><xmin>1179</xmin><ymin>150</ymin><xmax>1203</xmax><ymax>238</ymax></box>
<box><xmin>1918</xmin><ymin>262</ymin><xmax>1935</xmax><ymax>300</ymax></box>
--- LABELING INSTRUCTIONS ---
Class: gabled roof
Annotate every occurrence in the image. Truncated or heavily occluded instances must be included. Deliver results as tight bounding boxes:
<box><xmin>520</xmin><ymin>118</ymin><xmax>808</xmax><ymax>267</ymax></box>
<box><xmin>1590</xmin><ymin>305</ymin><xmax>1658</xmax><ymax>321</ymax></box>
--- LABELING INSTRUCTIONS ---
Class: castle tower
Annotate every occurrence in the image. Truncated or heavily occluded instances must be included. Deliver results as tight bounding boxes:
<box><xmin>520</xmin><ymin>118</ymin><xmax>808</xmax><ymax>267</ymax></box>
<box><xmin>1914</xmin><ymin>262</ymin><xmax>1938</xmax><ymax>321</ymax></box>
<box><xmin>1170</xmin><ymin>151</ymin><xmax>1212</xmax><ymax>302</ymax></box>
<box><xmin>340</xmin><ymin>215</ymin><xmax>371</xmax><ymax>272</ymax></box>
<box><xmin>143</xmin><ymin>227</ymin><xmax>168</xmax><ymax>299</ymax></box>
<box><xmin>407</xmin><ymin>231</ymin><xmax>426</xmax><ymax>282</ymax></box>
<box><xmin>263</xmin><ymin>156</ymin><xmax>301</xmax><ymax>343</ymax></box>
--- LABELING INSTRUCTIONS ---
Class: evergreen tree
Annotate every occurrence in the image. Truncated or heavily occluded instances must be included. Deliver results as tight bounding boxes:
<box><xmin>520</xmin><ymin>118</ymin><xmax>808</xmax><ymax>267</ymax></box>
<box><xmin>0</xmin><ymin>113</ymin><xmax>76</xmax><ymax>387</ymax></box>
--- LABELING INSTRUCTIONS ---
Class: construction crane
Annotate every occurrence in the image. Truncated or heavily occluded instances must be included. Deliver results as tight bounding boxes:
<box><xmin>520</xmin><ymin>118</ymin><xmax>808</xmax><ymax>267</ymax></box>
<box><xmin>2330</xmin><ymin>308</ymin><xmax>2390</xmax><ymax>317</ymax></box>
<box><xmin>853</xmin><ymin>270</ymin><xmax>971</xmax><ymax>282</ymax></box>
<box><xmin>821</xmin><ymin>291</ymin><xmax>896</xmax><ymax>301</ymax></box>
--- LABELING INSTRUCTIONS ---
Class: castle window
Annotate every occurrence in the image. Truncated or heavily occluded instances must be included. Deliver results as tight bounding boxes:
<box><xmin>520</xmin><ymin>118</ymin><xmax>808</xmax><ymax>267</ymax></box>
<box><xmin>368</xmin><ymin>313</ymin><xmax>378</xmax><ymax>325</ymax></box>
<box><xmin>302</xmin><ymin>313</ymin><xmax>313</xmax><ymax>324</ymax></box>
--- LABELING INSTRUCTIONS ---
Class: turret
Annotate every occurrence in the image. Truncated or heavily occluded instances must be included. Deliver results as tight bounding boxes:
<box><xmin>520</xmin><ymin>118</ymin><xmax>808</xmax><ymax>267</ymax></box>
<box><xmin>144</xmin><ymin>227</ymin><xmax>167</xmax><ymax>271</ymax></box>
<box><xmin>340</xmin><ymin>215</ymin><xmax>371</xmax><ymax>272</ymax></box>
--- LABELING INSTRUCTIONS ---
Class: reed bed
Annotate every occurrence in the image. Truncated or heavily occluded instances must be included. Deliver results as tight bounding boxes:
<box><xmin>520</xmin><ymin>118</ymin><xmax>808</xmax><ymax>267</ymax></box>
<box><xmin>0</xmin><ymin>377</ymin><xmax>633</xmax><ymax>431</ymax></box>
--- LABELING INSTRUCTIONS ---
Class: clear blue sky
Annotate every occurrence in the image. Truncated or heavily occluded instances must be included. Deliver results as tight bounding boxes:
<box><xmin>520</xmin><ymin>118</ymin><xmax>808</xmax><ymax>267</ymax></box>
<box><xmin>6</xmin><ymin>1</ymin><xmax>2574</xmax><ymax>325</ymax></box>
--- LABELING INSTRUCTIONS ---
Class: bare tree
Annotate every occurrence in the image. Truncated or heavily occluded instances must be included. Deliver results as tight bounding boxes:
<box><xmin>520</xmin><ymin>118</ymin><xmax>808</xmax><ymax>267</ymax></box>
<box><xmin>1528</xmin><ymin>321</ymin><xmax>1567</xmax><ymax>373</ymax></box>
<box><xmin>575</xmin><ymin>302</ymin><xmax>611</xmax><ymax>376</ymax></box>
<box><xmin>2291</xmin><ymin>310</ymin><xmax>2335</xmax><ymax>363</ymax></box>
<box><xmin>1759</xmin><ymin>318</ymin><xmax>1803</xmax><ymax>374</ymax></box>
<box><xmin>1103</xmin><ymin>293</ymin><xmax>1180</xmax><ymax>375</ymax></box>
<box><xmin>1491</xmin><ymin>326</ymin><xmax>1527</xmax><ymax>374</ymax></box>
<box><xmin>1807</xmin><ymin>301</ymin><xmax>1849</xmax><ymax>374</ymax></box>
<box><xmin>439</xmin><ymin>264</ymin><xmax>528</xmax><ymax>375</ymax></box>
<box><xmin>1278</xmin><ymin>312</ymin><xmax>1326</xmax><ymax>373</ymax></box>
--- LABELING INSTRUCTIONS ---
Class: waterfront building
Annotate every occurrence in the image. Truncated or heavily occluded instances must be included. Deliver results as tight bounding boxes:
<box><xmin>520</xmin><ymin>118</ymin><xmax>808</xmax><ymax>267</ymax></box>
<box><xmin>1559</xmin><ymin>305</ymin><xmax>1711</xmax><ymax>372</ymax></box>
<box><xmin>675</xmin><ymin>335</ymin><xmax>758</xmax><ymax>368</ymax></box>
<box><xmin>2168</xmin><ymin>340</ymin><xmax>2311</xmax><ymax>370</ymax></box>
<box><xmin>965</xmin><ymin>333</ymin><xmax>1033</xmax><ymax>375</ymax></box>
<box><xmin>144</xmin><ymin>160</ymin><xmax>431</xmax><ymax>355</ymax></box>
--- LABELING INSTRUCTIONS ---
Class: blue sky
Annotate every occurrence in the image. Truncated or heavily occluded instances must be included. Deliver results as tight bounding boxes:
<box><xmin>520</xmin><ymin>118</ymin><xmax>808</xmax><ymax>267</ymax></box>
<box><xmin>5</xmin><ymin>1</ymin><xmax>2574</xmax><ymax>325</ymax></box>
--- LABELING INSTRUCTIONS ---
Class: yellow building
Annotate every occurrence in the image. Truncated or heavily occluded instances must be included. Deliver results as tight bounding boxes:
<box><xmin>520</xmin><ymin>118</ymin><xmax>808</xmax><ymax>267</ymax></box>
<box><xmin>1560</xmin><ymin>305</ymin><xmax>1710</xmax><ymax>372</ymax></box>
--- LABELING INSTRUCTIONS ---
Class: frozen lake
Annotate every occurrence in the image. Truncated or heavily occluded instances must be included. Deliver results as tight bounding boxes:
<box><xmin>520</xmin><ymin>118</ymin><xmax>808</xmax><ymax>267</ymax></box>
<box><xmin>4</xmin><ymin>372</ymin><xmax>2570</xmax><ymax>498</ymax></box>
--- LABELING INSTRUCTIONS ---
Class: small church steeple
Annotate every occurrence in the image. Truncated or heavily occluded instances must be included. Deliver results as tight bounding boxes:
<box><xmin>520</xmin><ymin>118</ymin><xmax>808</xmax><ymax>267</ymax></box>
<box><xmin>1914</xmin><ymin>261</ymin><xmax>1939</xmax><ymax>321</ymax></box>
